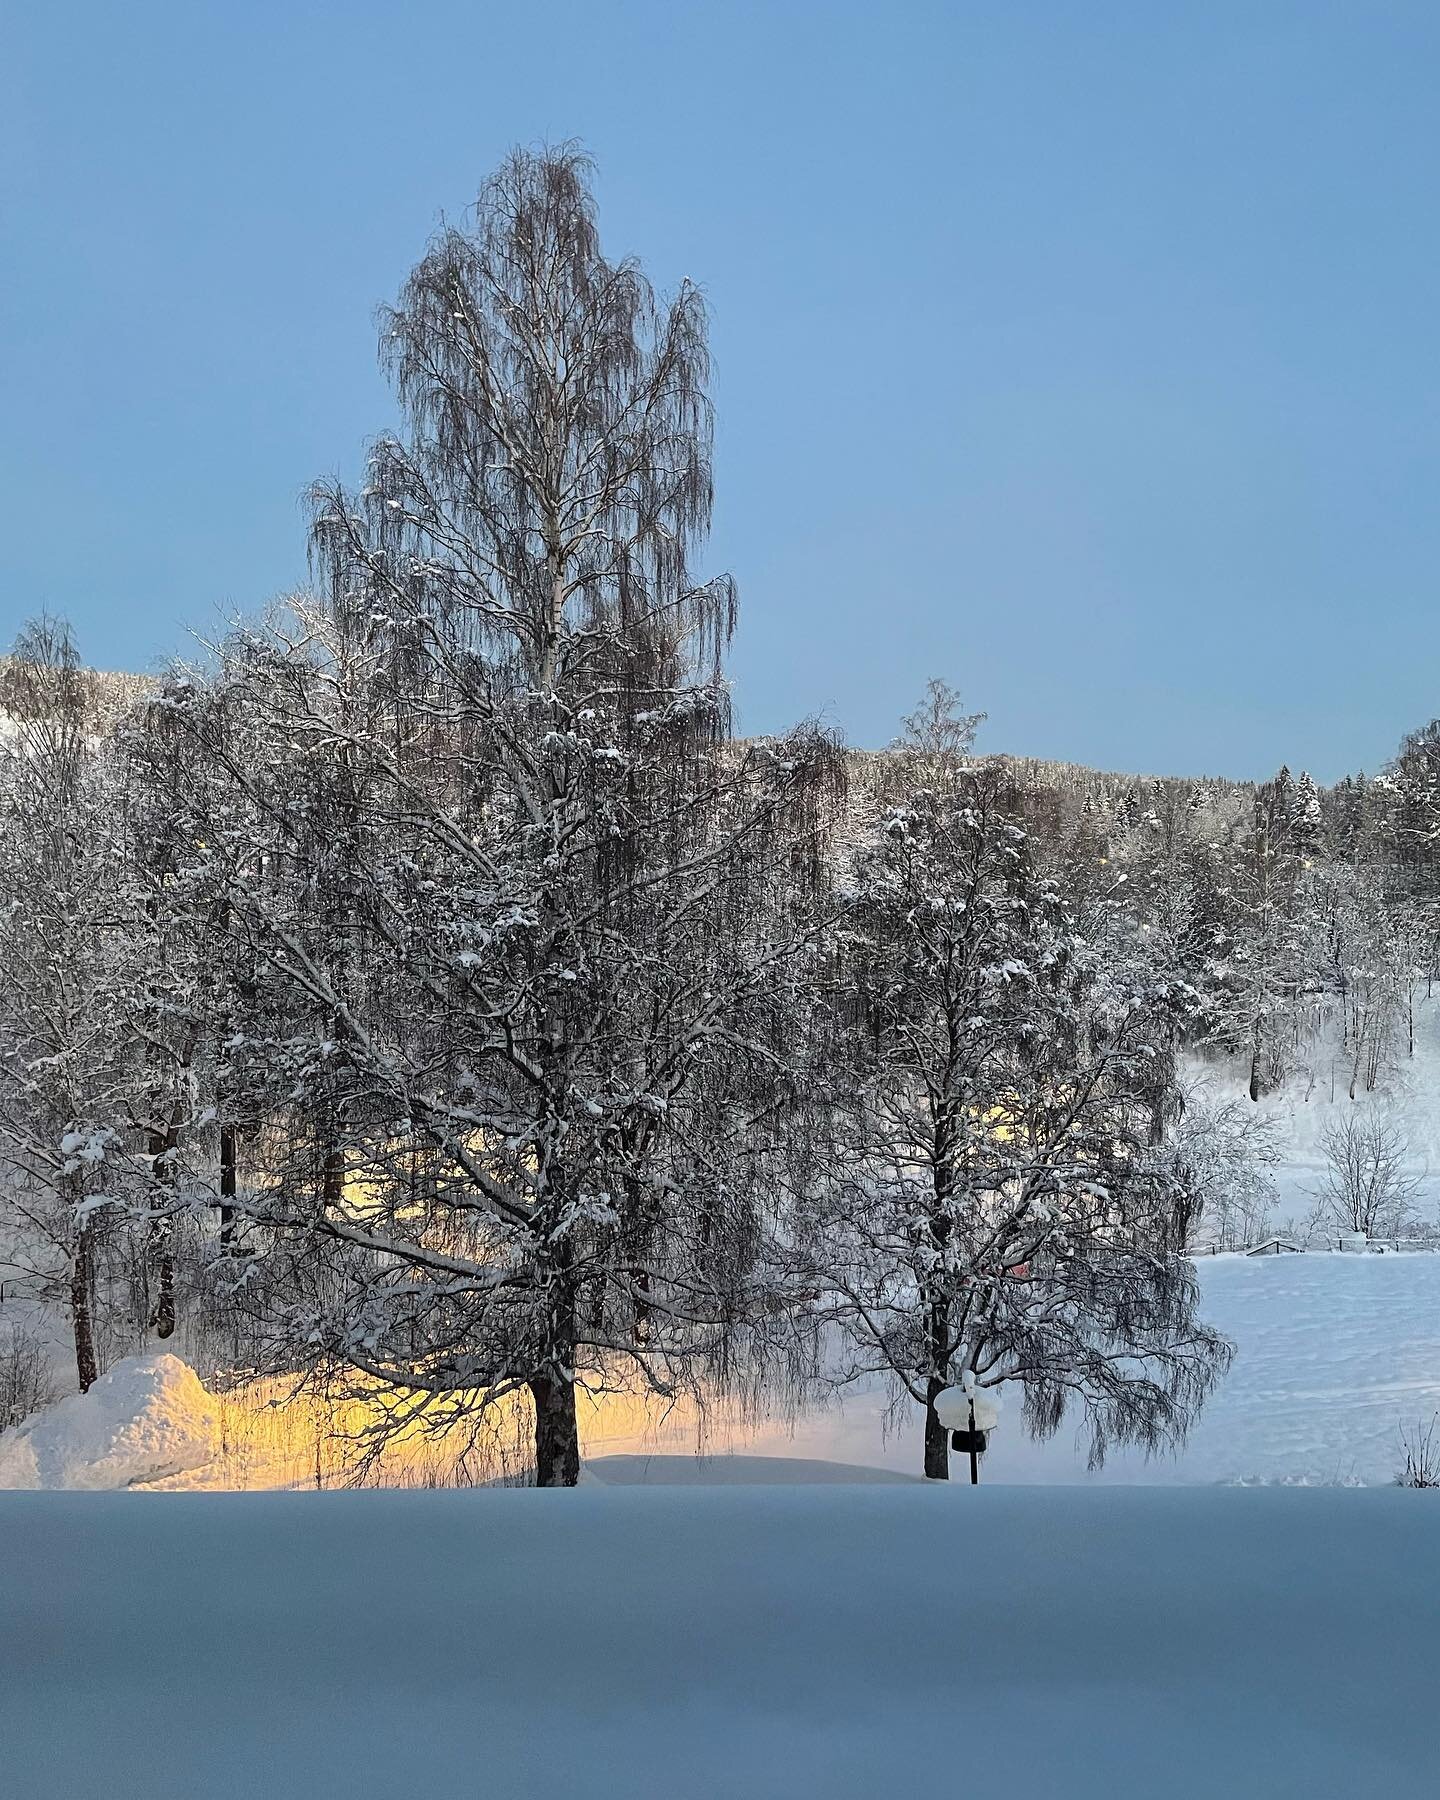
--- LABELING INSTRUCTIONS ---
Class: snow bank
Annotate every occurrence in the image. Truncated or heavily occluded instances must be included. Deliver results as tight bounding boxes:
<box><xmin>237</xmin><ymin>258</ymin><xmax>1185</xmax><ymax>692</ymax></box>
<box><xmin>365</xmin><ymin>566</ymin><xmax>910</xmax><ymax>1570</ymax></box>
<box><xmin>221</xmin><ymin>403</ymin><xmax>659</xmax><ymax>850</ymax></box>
<box><xmin>2</xmin><ymin>1485</ymin><xmax>1437</xmax><ymax>1798</ymax></box>
<box><xmin>0</xmin><ymin>1362</ymin><xmax>918</xmax><ymax>1492</ymax></box>
<box><xmin>585</xmin><ymin>1452</ymin><xmax>913</xmax><ymax>1485</ymax></box>
<box><xmin>0</xmin><ymin>1353</ymin><xmax>218</xmax><ymax>1490</ymax></box>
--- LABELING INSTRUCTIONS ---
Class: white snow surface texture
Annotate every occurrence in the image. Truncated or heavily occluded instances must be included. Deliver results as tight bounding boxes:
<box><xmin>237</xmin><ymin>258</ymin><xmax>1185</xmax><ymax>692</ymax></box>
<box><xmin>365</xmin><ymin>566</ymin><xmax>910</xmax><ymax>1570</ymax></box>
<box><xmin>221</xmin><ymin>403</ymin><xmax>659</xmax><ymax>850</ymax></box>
<box><xmin>0</xmin><ymin>1352</ymin><xmax>216</xmax><ymax>1489</ymax></box>
<box><xmin>671</xmin><ymin>1251</ymin><xmax>1440</xmax><ymax>1487</ymax></box>
<box><xmin>3</xmin><ymin>1485</ymin><xmax>1438</xmax><ymax>1799</ymax></box>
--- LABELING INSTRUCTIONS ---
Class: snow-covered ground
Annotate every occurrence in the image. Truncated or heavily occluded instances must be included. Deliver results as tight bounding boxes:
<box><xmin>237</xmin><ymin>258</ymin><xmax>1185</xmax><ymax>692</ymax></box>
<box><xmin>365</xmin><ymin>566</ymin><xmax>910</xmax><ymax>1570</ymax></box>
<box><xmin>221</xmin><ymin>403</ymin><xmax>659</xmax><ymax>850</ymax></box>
<box><xmin>731</xmin><ymin>1250</ymin><xmax>1440</xmax><ymax>1488</ymax></box>
<box><xmin>4</xmin><ymin>1048</ymin><xmax>1440</xmax><ymax>1797</ymax></box>
<box><xmin>3</xmin><ymin>1484</ymin><xmax>1437</xmax><ymax>1799</ymax></box>
<box><xmin>579</xmin><ymin>1250</ymin><xmax>1440</xmax><ymax>1488</ymax></box>
<box><xmin>5</xmin><ymin>1250</ymin><xmax>1439</xmax><ymax>1489</ymax></box>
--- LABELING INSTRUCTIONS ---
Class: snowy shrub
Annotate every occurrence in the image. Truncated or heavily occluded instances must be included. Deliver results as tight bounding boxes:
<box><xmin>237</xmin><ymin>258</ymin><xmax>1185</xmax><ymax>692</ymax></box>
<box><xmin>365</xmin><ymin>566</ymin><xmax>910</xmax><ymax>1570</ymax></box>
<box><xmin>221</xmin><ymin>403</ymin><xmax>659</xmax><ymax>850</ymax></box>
<box><xmin>1162</xmin><ymin>1088</ymin><xmax>1281</xmax><ymax>1251</ymax></box>
<box><xmin>0</xmin><ymin>1315</ymin><xmax>55</xmax><ymax>1431</ymax></box>
<box><xmin>1397</xmin><ymin>1416</ymin><xmax>1440</xmax><ymax>1489</ymax></box>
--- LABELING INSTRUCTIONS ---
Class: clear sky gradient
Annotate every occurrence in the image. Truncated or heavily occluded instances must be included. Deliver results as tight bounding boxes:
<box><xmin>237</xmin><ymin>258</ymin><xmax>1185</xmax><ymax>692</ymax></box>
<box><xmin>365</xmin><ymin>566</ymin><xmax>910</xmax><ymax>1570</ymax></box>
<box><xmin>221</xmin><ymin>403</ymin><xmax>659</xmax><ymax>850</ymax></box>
<box><xmin>4</xmin><ymin>1</ymin><xmax>1439</xmax><ymax>781</ymax></box>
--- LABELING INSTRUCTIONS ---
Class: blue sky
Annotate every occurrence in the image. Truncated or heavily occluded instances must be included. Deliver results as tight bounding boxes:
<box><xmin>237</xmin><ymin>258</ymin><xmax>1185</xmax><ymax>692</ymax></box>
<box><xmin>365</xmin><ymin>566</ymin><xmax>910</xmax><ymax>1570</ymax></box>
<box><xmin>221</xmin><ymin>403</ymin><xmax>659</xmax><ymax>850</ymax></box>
<box><xmin>4</xmin><ymin>1</ymin><xmax>1439</xmax><ymax>781</ymax></box>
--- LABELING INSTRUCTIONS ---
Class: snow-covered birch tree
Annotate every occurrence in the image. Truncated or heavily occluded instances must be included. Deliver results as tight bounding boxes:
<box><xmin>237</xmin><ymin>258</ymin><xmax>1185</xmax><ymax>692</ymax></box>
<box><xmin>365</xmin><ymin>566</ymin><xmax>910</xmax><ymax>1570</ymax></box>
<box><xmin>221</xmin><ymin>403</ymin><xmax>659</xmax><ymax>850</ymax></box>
<box><xmin>0</xmin><ymin>622</ymin><xmax>151</xmax><ymax>1389</ymax></box>
<box><xmin>170</xmin><ymin>147</ymin><xmax>843</xmax><ymax>1485</ymax></box>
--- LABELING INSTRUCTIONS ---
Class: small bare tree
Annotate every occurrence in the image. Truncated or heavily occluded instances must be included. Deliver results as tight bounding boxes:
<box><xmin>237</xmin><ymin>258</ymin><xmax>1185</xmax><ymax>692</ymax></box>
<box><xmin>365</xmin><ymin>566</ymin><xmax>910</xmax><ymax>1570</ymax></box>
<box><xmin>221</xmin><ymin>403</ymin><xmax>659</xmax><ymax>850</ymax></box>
<box><xmin>1161</xmin><ymin>1089</ymin><xmax>1281</xmax><ymax>1252</ymax></box>
<box><xmin>1310</xmin><ymin>1111</ymin><xmax>1423</xmax><ymax>1240</ymax></box>
<box><xmin>0</xmin><ymin>1312</ymin><xmax>56</xmax><ymax>1429</ymax></box>
<box><xmin>892</xmin><ymin>679</ymin><xmax>985</xmax><ymax>762</ymax></box>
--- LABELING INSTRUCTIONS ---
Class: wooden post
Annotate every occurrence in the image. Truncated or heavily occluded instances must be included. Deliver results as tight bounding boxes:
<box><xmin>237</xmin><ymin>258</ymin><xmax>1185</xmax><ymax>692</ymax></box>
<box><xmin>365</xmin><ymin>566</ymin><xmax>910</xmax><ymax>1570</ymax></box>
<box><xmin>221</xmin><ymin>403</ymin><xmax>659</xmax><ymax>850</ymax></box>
<box><xmin>968</xmin><ymin>1396</ymin><xmax>980</xmax><ymax>1486</ymax></box>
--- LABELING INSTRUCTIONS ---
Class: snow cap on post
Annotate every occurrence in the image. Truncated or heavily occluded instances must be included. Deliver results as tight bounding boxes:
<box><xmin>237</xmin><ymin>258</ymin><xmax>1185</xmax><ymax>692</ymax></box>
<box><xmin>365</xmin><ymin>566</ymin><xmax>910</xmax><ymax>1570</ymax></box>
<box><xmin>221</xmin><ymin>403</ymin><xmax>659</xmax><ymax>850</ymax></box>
<box><xmin>933</xmin><ymin>1385</ymin><xmax>1002</xmax><ymax>1433</ymax></box>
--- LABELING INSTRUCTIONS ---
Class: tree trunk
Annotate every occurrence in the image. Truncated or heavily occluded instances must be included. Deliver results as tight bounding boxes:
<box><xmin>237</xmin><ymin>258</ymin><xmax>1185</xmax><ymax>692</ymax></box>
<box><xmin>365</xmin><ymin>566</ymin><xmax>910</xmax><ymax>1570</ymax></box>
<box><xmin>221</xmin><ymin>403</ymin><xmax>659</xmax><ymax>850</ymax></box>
<box><xmin>148</xmin><ymin>1126</ymin><xmax>177</xmax><ymax>1340</ymax></box>
<box><xmin>149</xmin><ymin>1229</ymin><xmax>176</xmax><ymax>1340</ymax></box>
<box><xmin>71</xmin><ymin>1219</ymin><xmax>98</xmax><ymax>1393</ymax></box>
<box><xmin>530</xmin><ymin>1372</ymin><xmax>580</xmax><ymax>1488</ymax></box>
<box><xmin>219</xmin><ymin>1124</ymin><xmax>237</xmax><ymax>1250</ymax></box>
<box><xmin>923</xmin><ymin>1374</ymin><xmax>950</xmax><ymax>1480</ymax></box>
<box><xmin>922</xmin><ymin>1159</ymin><xmax>953</xmax><ymax>1480</ymax></box>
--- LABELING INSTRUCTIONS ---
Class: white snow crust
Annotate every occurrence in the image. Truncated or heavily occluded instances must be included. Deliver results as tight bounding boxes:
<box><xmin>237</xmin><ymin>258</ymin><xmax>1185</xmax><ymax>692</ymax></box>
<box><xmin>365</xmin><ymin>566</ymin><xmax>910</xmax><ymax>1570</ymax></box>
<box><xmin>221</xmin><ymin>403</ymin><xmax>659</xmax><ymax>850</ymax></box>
<box><xmin>0</xmin><ymin>1352</ymin><xmax>217</xmax><ymax>1490</ymax></box>
<box><xmin>2</xmin><ymin>1485</ymin><xmax>1437</xmax><ymax>1798</ymax></box>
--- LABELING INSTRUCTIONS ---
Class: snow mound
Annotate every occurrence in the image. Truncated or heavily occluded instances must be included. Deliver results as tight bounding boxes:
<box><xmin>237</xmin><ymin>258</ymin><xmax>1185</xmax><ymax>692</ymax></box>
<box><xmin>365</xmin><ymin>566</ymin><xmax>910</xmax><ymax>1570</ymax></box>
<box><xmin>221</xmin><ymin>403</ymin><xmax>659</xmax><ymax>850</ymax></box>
<box><xmin>0</xmin><ymin>1353</ymin><xmax>219</xmax><ymax>1490</ymax></box>
<box><xmin>585</xmin><ymin>1453</ymin><xmax>914</xmax><ymax>1485</ymax></box>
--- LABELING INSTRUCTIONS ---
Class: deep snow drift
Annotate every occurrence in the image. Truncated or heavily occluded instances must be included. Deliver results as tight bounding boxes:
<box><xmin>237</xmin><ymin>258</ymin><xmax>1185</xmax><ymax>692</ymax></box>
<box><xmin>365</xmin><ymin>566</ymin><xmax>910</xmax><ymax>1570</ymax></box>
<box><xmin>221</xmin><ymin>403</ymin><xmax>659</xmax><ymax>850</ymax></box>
<box><xmin>0</xmin><ymin>1352</ymin><xmax>217</xmax><ymax>1489</ymax></box>
<box><xmin>3</xmin><ymin>1485</ymin><xmax>1438</xmax><ymax>1800</ymax></box>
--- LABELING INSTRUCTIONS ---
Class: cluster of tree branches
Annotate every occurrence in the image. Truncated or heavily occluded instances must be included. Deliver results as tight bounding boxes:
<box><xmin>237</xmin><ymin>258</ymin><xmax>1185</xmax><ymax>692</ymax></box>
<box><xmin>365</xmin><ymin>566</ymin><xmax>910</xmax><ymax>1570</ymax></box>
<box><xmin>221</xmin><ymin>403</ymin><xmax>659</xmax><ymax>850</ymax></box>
<box><xmin>3</xmin><ymin>147</ymin><xmax>1432</xmax><ymax>1481</ymax></box>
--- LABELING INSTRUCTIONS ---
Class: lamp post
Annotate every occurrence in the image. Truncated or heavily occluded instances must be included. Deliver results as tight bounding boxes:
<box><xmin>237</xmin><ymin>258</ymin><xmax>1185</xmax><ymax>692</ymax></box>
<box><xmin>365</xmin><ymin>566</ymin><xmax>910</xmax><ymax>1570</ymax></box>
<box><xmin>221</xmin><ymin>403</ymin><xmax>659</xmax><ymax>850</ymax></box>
<box><xmin>933</xmin><ymin>1374</ymin><xmax>1002</xmax><ymax>1484</ymax></box>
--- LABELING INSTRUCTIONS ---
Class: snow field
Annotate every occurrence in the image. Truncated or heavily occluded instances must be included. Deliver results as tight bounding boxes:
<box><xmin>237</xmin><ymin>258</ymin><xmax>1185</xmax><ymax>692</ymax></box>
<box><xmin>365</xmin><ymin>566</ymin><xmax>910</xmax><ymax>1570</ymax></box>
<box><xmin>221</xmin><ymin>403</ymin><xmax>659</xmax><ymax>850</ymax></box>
<box><xmin>606</xmin><ymin>1251</ymin><xmax>1440</xmax><ymax>1488</ymax></box>
<box><xmin>3</xmin><ymin>1484</ymin><xmax>1438</xmax><ymax>1799</ymax></box>
<box><xmin>954</xmin><ymin>1249</ymin><xmax>1440</xmax><ymax>1486</ymax></box>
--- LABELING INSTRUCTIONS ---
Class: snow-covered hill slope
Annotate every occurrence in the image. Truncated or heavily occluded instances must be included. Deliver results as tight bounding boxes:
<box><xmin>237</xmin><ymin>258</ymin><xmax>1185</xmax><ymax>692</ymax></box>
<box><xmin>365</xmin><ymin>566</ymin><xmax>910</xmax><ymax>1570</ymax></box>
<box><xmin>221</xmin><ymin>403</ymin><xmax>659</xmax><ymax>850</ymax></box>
<box><xmin>2</xmin><ymin>1485</ymin><xmax>1437</xmax><ymax>1799</ymax></box>
<box><xmin>1186</xmin><ymin>985</ymin><xmax>1440</xmax><ymax>1227</ymax></box>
